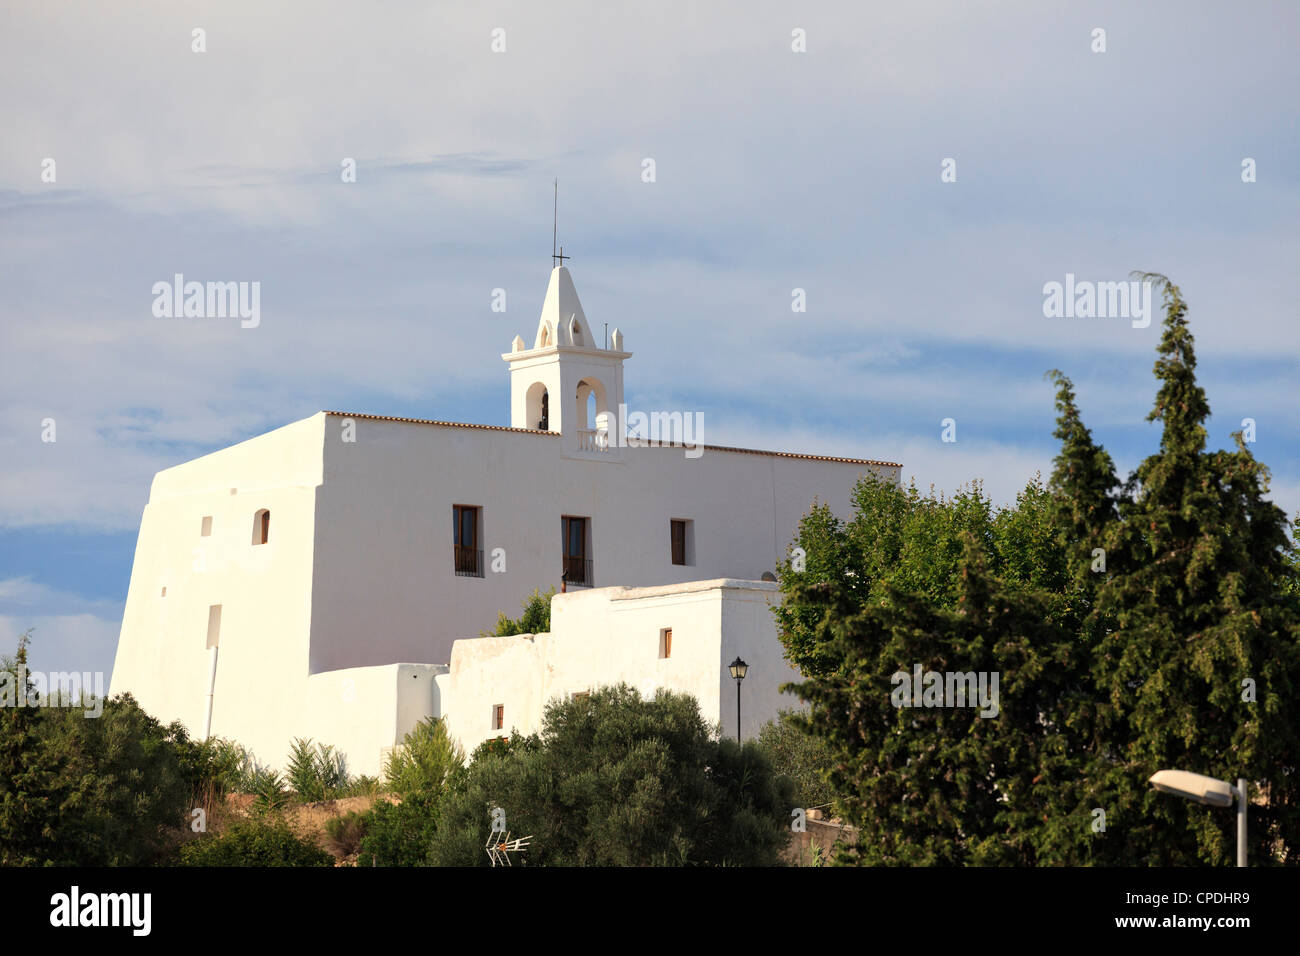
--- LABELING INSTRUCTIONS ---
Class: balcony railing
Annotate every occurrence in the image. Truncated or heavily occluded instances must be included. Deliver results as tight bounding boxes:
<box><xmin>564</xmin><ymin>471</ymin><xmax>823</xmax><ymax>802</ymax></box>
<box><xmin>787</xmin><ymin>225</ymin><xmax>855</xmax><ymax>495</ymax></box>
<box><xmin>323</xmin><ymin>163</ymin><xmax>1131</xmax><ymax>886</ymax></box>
<box><xmin>454</xmin><ymin>545</ymin><xmax>483</xmax><ymax>578</ymax></box>
<box><xmin>577</xmin><ymin>429</ymin><xmax>611</xmax><ymax>453</ymax></box>
<box><xmin>562</xmin><ymin>556</ymin><xmax>593</xmax><ymax>588</ymax></box>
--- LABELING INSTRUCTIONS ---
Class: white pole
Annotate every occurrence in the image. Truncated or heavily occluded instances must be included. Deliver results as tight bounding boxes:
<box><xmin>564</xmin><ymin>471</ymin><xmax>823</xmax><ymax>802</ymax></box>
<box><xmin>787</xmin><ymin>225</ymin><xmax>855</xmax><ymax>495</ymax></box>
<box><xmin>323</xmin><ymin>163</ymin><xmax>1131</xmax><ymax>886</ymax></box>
<box><xmin>1236</xmin><ymin>778</ymin><xmax>1247</xmax><ymax>867</ymax></box>
<box><xmin>202</xmin><ymin>645</ymin><xmax>219</xmax><ymax>741</ymax></box>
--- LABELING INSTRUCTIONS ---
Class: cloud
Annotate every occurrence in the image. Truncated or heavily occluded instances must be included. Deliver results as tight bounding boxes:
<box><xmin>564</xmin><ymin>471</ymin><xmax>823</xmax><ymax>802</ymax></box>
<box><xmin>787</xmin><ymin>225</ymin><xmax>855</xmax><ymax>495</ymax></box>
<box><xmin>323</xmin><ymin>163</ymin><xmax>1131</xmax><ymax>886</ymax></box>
<box><xmin>0</xmin><ymin>576</ymin><xmax>122</xmax><ymax>678</ymax></box>
<box><xmin>0</xmin><ymin>0</ymin><xmax>1295</xmax><ymax>545</ymax></box>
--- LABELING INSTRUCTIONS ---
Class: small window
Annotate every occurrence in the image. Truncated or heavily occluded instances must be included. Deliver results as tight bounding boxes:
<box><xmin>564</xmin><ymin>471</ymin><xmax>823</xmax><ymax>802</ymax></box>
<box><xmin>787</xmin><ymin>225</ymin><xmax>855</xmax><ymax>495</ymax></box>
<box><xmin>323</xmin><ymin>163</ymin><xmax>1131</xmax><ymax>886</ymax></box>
<box><xmin>670</xmin><ymin>519</ymin><xmax>693</xmax><ymax>566</ymax></box>
<box><xmin>200</xmin><ymin>516</ymin><xmax>212</xmax><ymax>537</ymax></box>
<box><xmin>160</xmin><ymin>586</ymin><xmax>167</xmax><ymax>597</ymax></box>
<box><xmin>660</xmin><ymin>628</ymin><xmax>672</xmax><ymax>659</ymax></box>
<box><xmin>206</xmin><ymin>605</ymin><xmax>222</xmax><ymax>649</ymax></box>
<box><xmin>252</xmin><ymin>509</ymin><xmax>270</xmax><ymax>545</ymax></box>
<box><xmin>492</xmin><ymin>704</ymin><xmax>505</xmax><ymax>731</ymax></box>
<box><xmin>454</xmin><ymin>505</ymin><xmax>483</xmax><ymax>577</ymax></box>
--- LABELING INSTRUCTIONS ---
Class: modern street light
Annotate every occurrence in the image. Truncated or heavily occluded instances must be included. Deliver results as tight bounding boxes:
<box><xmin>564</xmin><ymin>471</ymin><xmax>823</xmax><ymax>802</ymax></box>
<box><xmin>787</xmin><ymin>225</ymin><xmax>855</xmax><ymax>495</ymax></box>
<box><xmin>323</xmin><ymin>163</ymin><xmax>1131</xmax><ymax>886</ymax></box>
<box><xmin>1148</xmin><ymin>769</ymin><xmax>1248</xmax><ymax>867</ymax></box>
<box><xmin>728</xmin><ymin>656</ymin><xmax>748</xmax><ymax>742</ymax></box>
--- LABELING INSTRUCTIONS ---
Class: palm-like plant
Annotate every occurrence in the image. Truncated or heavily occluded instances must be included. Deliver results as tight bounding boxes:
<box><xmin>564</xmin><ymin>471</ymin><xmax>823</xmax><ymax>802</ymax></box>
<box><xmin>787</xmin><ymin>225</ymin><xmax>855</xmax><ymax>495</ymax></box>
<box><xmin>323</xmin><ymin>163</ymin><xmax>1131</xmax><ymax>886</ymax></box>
<box><xmin>248</xmin><ymin>767</ymin><xmax>289</xmax><ymax>815</ymax></box>
<box><xmin>286</xmin><ymin>738</ymin><xmax>348</xmax><ymax>801</ymax></box>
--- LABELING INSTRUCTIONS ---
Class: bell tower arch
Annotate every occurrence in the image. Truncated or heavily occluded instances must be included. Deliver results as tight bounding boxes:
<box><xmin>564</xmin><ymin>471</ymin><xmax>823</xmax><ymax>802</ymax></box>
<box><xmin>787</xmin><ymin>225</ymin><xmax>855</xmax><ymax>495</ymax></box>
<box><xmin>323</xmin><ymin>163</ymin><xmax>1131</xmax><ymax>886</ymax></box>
<box><xmin>503</xmin><ymin>266</ymin><xmax>631</xmax><ymax>459</ymax></box>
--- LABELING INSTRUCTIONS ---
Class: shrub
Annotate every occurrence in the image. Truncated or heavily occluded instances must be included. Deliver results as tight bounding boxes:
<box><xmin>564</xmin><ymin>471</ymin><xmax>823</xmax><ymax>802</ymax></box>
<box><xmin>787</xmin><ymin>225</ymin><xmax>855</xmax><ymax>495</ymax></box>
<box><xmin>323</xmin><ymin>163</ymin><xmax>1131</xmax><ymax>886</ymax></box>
<box><xmin>485</xmin><ymin>588</ymin><xmax>555</xmax><ymax>636</ymax></box>
<box><xmin>248</xmin><ymin>767</ymin><xmax>290</xmax><ymax>815</ymax></box>
<box><xmin>356</xmin><ymin>793</ymin><xmax>440</xmax><ymax>866</ymax></box>
<box><xmin>431</xmin><ymin>684</ymin><xmax>794</xmax><ymax>866</ymax></box>
<box><xmin>179</xmin><ymin>815</ymin><xmax>333</xmax><ymax>867</ymax></box>
<box><xmin>756</xmin><ymin>711</ymin><xmax>836</xmax><ymax>811</ymax></box>
<box><xmin>324</xmin><ymin>811</ymin><xmax>369</xmax><ymax>857</ymax></box>
<box><xmin>14</xmin><ymin>687</ymin><xmax>193</xmax><ymax>865</ymax></box>
<box><xmin>383</xmin><ymin>718</ymin><xmax>464</xmax><ymax>797</ymax></box>
<box><xmin>286</xmin><ymin>738</ymin><xmax>347</xmax><ymax>801</ymax></box>
<box><xmin>337</xmin><ymin>774</ymin><xmax>382</xmax><ymax>799</ymax></box>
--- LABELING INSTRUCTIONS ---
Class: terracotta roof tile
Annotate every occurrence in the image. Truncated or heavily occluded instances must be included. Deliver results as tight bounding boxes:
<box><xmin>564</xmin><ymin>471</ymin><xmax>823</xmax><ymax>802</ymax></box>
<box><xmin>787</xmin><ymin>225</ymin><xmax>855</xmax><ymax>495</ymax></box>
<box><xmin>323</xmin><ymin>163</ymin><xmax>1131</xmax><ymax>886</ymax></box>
<box><xmin>322</xmin><ymin>411</ymin><xmax>901</xmax><ymax>468</ymax></box>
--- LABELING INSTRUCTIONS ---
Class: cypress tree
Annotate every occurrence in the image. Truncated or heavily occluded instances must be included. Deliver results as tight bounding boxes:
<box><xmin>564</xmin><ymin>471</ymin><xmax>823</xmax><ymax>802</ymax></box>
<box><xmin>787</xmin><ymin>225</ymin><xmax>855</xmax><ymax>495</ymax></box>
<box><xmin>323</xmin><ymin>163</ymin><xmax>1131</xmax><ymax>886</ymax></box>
<box><xmin>1091</xmin><ymin>275</ymin><xmax>1300</xmax><ymax>864</ymax></box>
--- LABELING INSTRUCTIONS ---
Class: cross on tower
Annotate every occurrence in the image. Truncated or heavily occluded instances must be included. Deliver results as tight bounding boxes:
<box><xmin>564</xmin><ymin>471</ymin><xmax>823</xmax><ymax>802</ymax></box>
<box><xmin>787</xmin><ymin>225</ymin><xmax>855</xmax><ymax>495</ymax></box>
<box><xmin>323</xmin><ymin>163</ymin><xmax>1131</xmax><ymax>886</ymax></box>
<box><xmin>552</xmin><ymin>179</ymin><xmax>571</xmax><ymax>269</ymax></box>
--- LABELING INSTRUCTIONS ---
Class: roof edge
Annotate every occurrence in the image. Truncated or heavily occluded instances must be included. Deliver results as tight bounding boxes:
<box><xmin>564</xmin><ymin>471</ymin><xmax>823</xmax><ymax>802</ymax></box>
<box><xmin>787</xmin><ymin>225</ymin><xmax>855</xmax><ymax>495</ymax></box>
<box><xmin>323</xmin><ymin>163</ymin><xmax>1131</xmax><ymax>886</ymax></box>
<box><xmin>321</xmin><ymin>411</ymin><xmax>901</xmax><ymax>467</ymax></box>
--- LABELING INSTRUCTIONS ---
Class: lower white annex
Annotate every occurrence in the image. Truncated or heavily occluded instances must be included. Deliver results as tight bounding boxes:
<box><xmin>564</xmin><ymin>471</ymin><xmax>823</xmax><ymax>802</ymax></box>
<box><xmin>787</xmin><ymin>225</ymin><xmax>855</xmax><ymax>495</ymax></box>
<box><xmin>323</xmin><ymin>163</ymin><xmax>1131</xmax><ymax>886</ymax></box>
<box><xmin>307</xmin><ymin>579</ymin><xmax>795</xmax><ymax>772</ymax></box>
<box><xmin>109</xmin><ymin>264</ymin><xmax>900</xmax><ymax>776</ymax></box>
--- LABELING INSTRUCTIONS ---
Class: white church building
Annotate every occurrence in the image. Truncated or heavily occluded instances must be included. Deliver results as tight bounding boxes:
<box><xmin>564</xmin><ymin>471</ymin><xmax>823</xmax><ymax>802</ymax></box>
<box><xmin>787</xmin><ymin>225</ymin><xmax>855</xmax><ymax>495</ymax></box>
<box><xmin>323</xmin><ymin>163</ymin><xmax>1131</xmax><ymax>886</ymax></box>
<box><xmin>110</xmin><ymin>265</ymin><xmax>900</xmax><ymax>775</ymax></box>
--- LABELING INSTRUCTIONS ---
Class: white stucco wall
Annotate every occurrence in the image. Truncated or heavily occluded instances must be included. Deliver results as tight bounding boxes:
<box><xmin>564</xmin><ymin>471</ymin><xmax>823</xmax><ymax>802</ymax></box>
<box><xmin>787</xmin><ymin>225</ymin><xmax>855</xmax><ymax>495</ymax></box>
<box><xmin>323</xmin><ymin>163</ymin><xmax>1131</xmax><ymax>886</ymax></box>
<box><xmin>439</xmin><ymin>580</ymin><xmax>801</xmax><ymax>754</ymax></box>
<box><xmin>109</xmin><ymin>415</ymin><xmax>325</xmax><ymax>768</ymax></box>
<box><xmin>112</xmin><ymin>410</ymin><xmax>890</xmax><ymax>770</ymax></box>
<box><xmin>302</xmin><ymin>662</ymin><xmax>445</xmax><ymax>778</ymax></box>
<box><xmin>309</xmin><ymin>414</ymin><xmax>897</xmax><ymax>675</ymax></box>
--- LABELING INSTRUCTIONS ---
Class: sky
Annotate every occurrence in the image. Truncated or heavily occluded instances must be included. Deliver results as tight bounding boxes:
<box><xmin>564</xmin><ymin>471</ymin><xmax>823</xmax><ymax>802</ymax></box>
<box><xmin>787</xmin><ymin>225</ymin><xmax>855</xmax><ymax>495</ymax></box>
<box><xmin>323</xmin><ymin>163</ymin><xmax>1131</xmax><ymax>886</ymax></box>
<box><xmin>1</xmin><ymin>0</ymin><xmax>1297</xmax><ymax>679</ymax></box>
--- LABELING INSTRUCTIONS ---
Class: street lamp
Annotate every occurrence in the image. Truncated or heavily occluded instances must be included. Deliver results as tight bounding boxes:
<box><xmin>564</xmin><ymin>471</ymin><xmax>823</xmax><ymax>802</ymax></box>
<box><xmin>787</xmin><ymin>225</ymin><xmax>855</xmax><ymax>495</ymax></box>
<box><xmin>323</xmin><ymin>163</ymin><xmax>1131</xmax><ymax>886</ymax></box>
<box><xmin>728</xmin><ymin>656</ymin><xmax>748</xmax><ymax>743</ymax></box>
<box><xmin>1148</xmin><ymin>769</ymin><xmax>1248</xmax><ymax>867</ymax></box>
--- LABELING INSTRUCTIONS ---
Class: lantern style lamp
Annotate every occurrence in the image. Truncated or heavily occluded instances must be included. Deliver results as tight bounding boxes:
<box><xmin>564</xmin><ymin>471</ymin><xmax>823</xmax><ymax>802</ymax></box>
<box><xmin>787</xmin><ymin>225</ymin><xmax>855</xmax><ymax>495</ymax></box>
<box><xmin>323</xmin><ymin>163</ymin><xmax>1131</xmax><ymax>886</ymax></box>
<box><xmin>728</xmin><ymin>657</ymin><xmax>748</xmax><ymax>742</ymax></box>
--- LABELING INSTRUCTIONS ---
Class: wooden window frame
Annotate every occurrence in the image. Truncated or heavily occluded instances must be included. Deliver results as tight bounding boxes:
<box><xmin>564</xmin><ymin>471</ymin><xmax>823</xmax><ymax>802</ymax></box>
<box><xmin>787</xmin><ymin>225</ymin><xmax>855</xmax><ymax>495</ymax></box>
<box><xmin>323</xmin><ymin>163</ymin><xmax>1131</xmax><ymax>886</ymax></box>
<box><xmin>670</xmin><ymin>519</ymin><xmax>687</xmax><ymax>565</ymax></box>
<box><xmin>454</xmin><ymin>505</ymin><xmax>483</xmax><ymax>577</ymax></box>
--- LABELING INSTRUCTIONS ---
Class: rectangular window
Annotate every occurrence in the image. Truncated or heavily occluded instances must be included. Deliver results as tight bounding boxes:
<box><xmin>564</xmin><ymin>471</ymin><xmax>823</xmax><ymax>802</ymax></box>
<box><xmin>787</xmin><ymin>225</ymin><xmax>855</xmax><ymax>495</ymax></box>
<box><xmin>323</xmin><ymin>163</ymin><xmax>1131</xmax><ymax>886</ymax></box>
<box><xmin>670</xmin><ymin>518</ymin><xmax>694</xmax><ymax>566</ymax></box>
<box><xmin>660</xmin><ymin>628</ymin><xmax>672</xmax><ymax>659</ymax></box>
<box><xmin>453</xmin><ymin>505</ymin><xmax>483</xmax><ymax>577</ymax></box>
<box><xmin>493</xmin><ymin>704</ymin><xmax>505</xmax><ymax>730</ymax></box>
<box><xmin>206</xmin><ymin>605</ymin><xmax>222</xmax><ymax>649</ymax></box>
<box><xmin>562</xmin><ymin>516</ymin><xmax>591</xmax><ymax>586</ymax></box>
<box><xmin>200</xmin><ymin>516</ymin><xmax>212</xmax><ymax>537</ymax></box>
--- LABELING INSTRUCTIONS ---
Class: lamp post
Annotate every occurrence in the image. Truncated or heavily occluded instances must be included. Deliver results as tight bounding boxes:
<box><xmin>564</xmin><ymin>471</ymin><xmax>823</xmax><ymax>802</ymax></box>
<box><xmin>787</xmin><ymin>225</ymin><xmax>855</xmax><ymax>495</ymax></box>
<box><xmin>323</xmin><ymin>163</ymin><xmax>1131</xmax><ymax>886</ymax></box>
<box><xmin>1148</xmin><ymin>769</ymin><xmax>1248</xmax><ymax>866</ymax></box>
<box><xmin>728</xmin><ymin>656</ymin><xmax>748</xmax><ymax>743</ymax></box>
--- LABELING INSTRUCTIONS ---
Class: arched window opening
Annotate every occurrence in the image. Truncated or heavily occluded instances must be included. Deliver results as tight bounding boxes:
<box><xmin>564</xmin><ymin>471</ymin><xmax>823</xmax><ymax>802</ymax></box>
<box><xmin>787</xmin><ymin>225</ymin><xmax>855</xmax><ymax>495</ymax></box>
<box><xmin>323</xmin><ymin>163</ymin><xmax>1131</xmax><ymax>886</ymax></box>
<box><xmin>571</xmin><ymin>319</ymin><xmax>583</xmax><ymax>345</ymax></box>
<box><xmin>527</xmin><ymin>381</ymin><xmax>549</xmax><ymax>430</ymax></box>
<box><xmin>252</xmin><ymin>508</ymin><xmax>270</xmax><ymax>545</ymax></box>
<box><xmin>573</xmin><ymin>377</ymin><xmax>611</xmax><ymax>451</ymax></box>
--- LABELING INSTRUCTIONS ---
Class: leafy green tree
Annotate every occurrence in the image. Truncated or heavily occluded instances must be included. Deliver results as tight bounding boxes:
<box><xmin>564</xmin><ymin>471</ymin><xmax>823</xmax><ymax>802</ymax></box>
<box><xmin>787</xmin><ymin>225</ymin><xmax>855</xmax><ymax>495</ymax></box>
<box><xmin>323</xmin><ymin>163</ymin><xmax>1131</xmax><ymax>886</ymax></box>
<box><xmin>37</xmin><ymin>692</ymin><xmax>194</xmax><ymax>865</ymax></box>
<box><xmin>776</xmin><ymin>477</ymin><xmax>1069</xmax><ymax>680</ymax></box>
<box><xmin>788</xmin><ymin>535</ymin><xmax>1083</xmax><ymax>865</ymax></box>
<box><xmin>2</xmin><ymin>631</ymin><xmax>194</xmax><ymax>867</ymax></box>
<box><xmin>781</xmin><ymin>275</ymin><xmax>1300</xmax><ymax>866</ymax></box>
<box><xmin>430</xmin><ymin>685</ymin><xmax>794</xmax><ymax>866</ymax></box>
<box><xmin>1082</xmin><ymin>275</ymin><xmax>1300</xmax><ymax>865</ymax></box>
<box><xmin>0</xmin><ymin>632</ymin><xmax>66</xmax><ymax>865</ymax></box>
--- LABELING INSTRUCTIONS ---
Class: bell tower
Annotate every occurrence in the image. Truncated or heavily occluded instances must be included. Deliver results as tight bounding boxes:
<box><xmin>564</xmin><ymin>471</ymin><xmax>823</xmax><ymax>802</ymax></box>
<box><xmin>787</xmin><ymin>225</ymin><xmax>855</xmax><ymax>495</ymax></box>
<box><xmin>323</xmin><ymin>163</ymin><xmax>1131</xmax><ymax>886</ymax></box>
<box><xmin>503</xmin><ymin>265</ymin><xmax>631</xmax><ymax>459</ymax></box>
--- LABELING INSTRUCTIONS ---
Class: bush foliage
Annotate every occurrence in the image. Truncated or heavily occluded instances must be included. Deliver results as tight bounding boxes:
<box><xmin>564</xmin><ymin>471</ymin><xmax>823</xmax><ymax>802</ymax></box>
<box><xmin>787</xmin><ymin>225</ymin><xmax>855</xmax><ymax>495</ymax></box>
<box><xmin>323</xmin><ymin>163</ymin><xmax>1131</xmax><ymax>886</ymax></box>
<box><xmin>779</xmin><ymin>276</ymin><xmax>1300</xmax><ymax>865</ymax></box>
<box><xmin>179</xmin><ymin>815</ymin><xmax>333</xmax><ymax>867</ymax></box>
